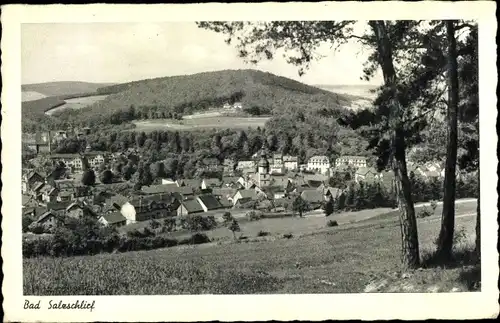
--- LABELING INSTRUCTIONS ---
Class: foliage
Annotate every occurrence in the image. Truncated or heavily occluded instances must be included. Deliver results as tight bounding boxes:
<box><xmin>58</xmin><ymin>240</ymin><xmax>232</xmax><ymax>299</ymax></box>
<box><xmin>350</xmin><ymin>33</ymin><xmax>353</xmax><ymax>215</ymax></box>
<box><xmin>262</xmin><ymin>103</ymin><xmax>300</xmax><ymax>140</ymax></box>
<box><xmin>99</xmin><ymin>170</ymin><xmax>114</xmax><ymax>184</ymax></box>
<box><xmin>292</xmin><ymin>195</ymin><xmax>309</xmax><ymax>217</ymax></box>
<box><xmin>326</xmin><ymin>220</ymin><xmax>339</xmax><ymax>227</ymax></box>
<box><xmin>417</xmin><ymin>206</ymin><xmax>433</xmax><ymax>219</ymax></box>
<box><xmin>256</xmin><ymin>230</ymin><xmax>270</xmax><ymax>237</ymax></box>
<box><xmin>246</xmin><ymin>210</ymin><xmax>263</xmax><ymax>221</ymax></box>
<box><xmin>182</xmin><ymin>215</ymin><xmax>218</xmax><ymax>232</ymax></box>
<box><xmin>323</xmin><ymin>198</ymin><xmax>335</xmax><ymax>217</ymax></box>
<box><xmin>81</xmin><ymin>169</ymin><xmax>96</xmax><ymax>186</ymax></box>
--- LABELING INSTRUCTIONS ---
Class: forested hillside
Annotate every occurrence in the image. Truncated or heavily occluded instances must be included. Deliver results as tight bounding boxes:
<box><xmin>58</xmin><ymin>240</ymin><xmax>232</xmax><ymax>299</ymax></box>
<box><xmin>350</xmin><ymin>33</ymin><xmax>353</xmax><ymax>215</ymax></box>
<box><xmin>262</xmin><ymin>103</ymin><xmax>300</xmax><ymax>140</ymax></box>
<box><xmin>50</xmin><ymin>69</ymin><xmax>355</xmax><ymax>127</ymax></box>
<box><xmin>22</xmin><ymin>81</ymin><xmax>115</xmax><ymax>97</ymax></box>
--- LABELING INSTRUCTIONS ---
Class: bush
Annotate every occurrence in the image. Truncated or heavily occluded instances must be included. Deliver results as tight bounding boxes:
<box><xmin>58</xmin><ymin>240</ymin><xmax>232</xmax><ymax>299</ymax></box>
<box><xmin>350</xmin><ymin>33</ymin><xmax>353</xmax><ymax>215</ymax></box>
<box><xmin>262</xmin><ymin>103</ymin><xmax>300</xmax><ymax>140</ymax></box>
<box><xmin>246</xmin><ymin>210</ymin><xmax>263</xmax><ymax>221</ymax></box>
<box><xmin>183</xmin><ymin>215</ymin><xmax>217</xmax><ymax>232</ymax></box>
<box><xmin>179</xmin><ymin>233</ymin><xmax>211</xmax><ymax>245</ymax></box>
<box><xmin>326</xmin><ymin>220</ymin><xmax>339</xmax><ymax>227</ymax></box>
<box><xmin>417</xmin><ymin>206</ymin><xmax>433</xmax><ymax>218</ymax></box>
<box><xmin>256</xmin><ymin>230</ymin><xmax>270</xmax><ymax>237</ymax></box>
<box><xmin>283</xmin><ymin>233</ymin><xmax>293</xmax><ymax>239</ymax></box>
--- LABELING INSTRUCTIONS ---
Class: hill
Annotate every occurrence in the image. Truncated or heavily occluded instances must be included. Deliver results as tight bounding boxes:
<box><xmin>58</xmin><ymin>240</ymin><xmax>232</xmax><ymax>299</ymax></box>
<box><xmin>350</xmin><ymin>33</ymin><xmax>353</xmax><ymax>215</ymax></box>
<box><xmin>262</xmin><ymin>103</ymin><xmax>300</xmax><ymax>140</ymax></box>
<box><xmin>315</xmin><ymin>84</ymin><xmax>379</xmax><ymax>100</ymax></box>
<box><xmin>22</xmin><ymin>81</ymin><xmax>115</xmax><ymax>97</ymax></box>
<box><xmin>22</xmin><ymin>91</ymin><xmax>47</xmax><ymax>102</ymax></box>
<box><xmin>52</xmin><ymin>69</ymin><xmax>355</xmax><ymax>126</ymax></box>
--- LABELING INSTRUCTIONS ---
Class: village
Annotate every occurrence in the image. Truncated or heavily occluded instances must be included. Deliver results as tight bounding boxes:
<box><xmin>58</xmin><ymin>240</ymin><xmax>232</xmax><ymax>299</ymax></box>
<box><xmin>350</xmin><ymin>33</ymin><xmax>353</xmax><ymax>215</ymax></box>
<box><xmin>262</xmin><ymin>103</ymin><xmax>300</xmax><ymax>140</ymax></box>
<box><xmin>22</xmin><ymin>130</ymin><xmax>449</xmax><ymax>233</ymax></box>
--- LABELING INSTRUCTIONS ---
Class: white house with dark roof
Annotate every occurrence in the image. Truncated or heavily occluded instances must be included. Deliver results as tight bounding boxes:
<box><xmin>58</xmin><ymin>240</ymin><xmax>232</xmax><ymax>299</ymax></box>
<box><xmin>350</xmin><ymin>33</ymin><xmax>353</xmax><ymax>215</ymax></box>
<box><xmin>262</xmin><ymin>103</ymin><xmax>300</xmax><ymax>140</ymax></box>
<box><xmin>98</xmin><ymin>212</ymin><xmax>126</xmax><ymax>227</ymax></box>
<box><xmin>283</xmin><ymin>155</ymin><xmax>299</xmax><ymax>171</ymax></box>
<box><xmin>335</xmin><ymin>156</ymin><xmax>368</xmax><ymax>169</ymax></box>
<box><xmin>307</xmin><ymin>156</ymin><xmax>331</xmax><ymax>175</ymax></box>
<box><xmin>232</xmin><ymin>189</ymin><xmax>258</xmax><ymax>206</ymax></box>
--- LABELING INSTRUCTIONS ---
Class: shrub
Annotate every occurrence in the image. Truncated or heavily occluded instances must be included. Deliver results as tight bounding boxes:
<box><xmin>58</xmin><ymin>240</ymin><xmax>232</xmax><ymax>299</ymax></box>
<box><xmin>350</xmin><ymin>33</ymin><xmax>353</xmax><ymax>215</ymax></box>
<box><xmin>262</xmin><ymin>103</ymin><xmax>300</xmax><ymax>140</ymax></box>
<box><xmin>430</xmin><ymin>200</ymin><xmax>438</xmax><ymax>213</ymax></box>
<box><xmin>149</xmin><ymin>219</ymin><xmax>161</xmax><ymax>230</ymax></box>
<box><xmin>179</xmin><ymin>233</ymin><xmax>211</xmax><ymax>245</ymax></box>
<box><xmin>326</xmin><ymin>220</ymin><xmax>339</xmax><ymax>227</ymax></box>
<box><xmin>283</xmin><ymin>233</ymin><xmax>293</xmax><ymax>239</ymax></box>
<box><xmin>228</xmin><ymin>219</ymin><xmax>241</xmax><ymax>240</ymax></box>
<box><xmin>183</xmin><ymin>215</ymin><xmax>217</xmax><ymax>232</ymax></box>
<box><xmin>246</xmin><ymin>210</ymin><xmax>263</xmax><ymax>221</ymax></box>
<box><xmin>222</xmin><ymin>211</ymin><xmax>234</xmax><ymax>223</ymax></box>
<box><xmin>256</xmin><ymin>230</ymin><xmax>270</xmax><ymax>237</ymax></box>
<box><xmin>417</xmin><ymin>206</ymin><xmax>433</xmax><ymax>218</ymax></box>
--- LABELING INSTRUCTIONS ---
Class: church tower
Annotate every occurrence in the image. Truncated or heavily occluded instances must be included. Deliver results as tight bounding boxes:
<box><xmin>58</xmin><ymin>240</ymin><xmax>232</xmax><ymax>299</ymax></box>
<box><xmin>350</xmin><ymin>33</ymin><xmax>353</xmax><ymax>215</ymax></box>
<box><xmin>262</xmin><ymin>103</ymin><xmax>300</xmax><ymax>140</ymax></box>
<box><xmin>257</xmin><ymin>147</ymin><xmax>270</xmax><ymax>187</ymax></box>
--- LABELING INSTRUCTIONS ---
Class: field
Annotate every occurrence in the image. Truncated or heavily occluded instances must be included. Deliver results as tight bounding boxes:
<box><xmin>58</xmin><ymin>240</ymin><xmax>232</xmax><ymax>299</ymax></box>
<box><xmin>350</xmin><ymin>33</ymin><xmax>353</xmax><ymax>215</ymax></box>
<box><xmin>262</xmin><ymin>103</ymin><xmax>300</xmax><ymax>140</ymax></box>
<box><xmin>45</xmin><ymin>95</ymin><xmax>109</xmax><ymax>115</ymax></box>
<box><xmin>23</xmin><ymin>199</ymin><xmax>479</xmax><ymax>295</ymax></box>
<box><xmin>132</xmin><ymin>116</ymin><xmax>270</xmax><ymax>131</ymax></box>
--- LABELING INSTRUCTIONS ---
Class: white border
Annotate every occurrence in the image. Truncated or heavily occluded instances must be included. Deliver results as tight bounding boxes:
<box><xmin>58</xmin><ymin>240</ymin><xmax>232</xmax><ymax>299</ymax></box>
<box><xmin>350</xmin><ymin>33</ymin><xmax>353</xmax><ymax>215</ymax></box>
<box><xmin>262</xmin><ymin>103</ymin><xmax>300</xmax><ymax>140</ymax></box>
<box><xmin>1</xmin><ymin>2</ymin><xmax>498</xmax><ymax>321</ymax></box>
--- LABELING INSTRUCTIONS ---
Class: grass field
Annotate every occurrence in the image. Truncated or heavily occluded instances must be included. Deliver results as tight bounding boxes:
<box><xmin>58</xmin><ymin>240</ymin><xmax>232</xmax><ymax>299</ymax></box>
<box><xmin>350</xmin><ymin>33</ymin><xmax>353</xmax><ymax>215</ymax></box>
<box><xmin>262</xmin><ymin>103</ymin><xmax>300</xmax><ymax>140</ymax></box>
<box><xmin>45</xmin><ymin>95</ymin><xmax>109</xmax><ymax>115</ymax></box>
<box><xmin>23</xmin><ymin>200</ymin><xmax>479</xmax><ymax>295</ymax></box>
<box><xmin>132</xmin><ymin>116</ymin><xmax>270</xmax><ymax>132</ymax></box>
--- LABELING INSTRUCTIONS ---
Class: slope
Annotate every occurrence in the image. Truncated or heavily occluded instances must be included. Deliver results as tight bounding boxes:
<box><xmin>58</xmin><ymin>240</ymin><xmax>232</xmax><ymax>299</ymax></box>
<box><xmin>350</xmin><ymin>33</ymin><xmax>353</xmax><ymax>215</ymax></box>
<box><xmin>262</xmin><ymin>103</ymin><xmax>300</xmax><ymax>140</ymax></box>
<box><xmin>22</xmin><ymin>81</ymin><xmax>116</xmax><ymax>97</ymax></box>
<box><xmin>53</xmin><ymin>69</ymin><xmax>355</xmax><ymax>125</ymax></box>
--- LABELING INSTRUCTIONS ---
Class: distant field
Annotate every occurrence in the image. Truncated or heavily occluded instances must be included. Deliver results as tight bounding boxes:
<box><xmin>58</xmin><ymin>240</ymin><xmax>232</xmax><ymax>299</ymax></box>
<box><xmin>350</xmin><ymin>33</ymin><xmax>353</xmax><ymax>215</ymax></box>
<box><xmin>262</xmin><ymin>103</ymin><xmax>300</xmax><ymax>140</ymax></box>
<box><xmin>22</xmin><ymin>81</ymin><xmax>115</xmax><ymax>97</ymax></box>
<box><xmin>132</xmin><ymin>116</ymin><xmax>270</xmax><ymax>131</ymax></box>
<box><xmin>45</xmin><ymin>95</ymin><xmax>109</xmax><ymax>115</ymax></box>
<box><xmin>21</xmin><ymin>91</ymin><xmax>47</xmax><ymax>102</ymax></box>
<box><xmin>24</xmin><ymin>200</ymin><xmax>478</xmax><ymax>295</ymax></box>
<box><xmin>315</xmin><ymin>84</ymin><xmax>379</xmax><ymax>100</ymax></box>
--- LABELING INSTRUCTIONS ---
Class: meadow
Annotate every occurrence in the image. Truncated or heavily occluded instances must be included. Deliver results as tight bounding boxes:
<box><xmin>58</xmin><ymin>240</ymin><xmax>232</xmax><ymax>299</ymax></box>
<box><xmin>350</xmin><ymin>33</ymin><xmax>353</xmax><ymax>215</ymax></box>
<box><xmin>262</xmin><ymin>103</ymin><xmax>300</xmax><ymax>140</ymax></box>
<box><xmin>23</xmin><ymin>200</ymin><xmax>479</xmax><ymax>295</ymax></box>
<box><xmin>45</xmin><ymin>95</ymin><xmax>109</xmax><ymax>116</ymax></box>
<box><xmin>132</xmin><ymin>116</ymin><xmax>270</xmax><ymax>132</ymax></box>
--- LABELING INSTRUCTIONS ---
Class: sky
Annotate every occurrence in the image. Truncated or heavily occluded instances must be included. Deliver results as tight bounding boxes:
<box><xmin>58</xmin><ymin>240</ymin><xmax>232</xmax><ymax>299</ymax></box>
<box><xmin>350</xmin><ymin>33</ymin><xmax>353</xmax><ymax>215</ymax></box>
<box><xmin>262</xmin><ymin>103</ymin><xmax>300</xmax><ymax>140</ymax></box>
<box><xmin>21</xmin><ymin>22</ymin><xmax>383</xmax><ymax>86</ymax></box>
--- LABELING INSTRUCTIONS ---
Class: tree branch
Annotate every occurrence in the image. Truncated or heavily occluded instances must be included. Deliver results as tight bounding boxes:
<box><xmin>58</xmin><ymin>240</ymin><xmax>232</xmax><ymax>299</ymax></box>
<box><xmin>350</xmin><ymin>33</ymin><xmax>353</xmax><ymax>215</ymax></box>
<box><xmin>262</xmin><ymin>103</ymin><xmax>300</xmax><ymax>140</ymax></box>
<box><xmin>454</xmin><ymin>23</ymin><xmax>475</xmax><ymax>32</ymax></box>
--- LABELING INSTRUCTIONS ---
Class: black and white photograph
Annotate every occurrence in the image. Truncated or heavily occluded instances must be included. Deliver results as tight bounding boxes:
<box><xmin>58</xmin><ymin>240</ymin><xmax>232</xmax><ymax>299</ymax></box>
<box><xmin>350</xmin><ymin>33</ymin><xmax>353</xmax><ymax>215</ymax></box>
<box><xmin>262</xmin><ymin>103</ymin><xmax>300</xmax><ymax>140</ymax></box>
<box><xmin>2</xmin><ymin>2</ymin><xmax>498</xmax><ymax>322</ymax></box>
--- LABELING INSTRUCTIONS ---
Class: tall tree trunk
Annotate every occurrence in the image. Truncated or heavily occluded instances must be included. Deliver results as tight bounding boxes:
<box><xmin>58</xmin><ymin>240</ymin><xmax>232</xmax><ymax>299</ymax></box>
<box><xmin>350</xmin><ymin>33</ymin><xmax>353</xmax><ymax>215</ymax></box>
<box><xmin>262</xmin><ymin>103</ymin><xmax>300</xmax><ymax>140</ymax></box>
<box><xmin>436</xmin><ymin>20</ymin><xmax>459</xmax><ymax>261</ymax></box>
<box><xmin>475</xmin><ymin>163</ymin><xmax>480</xmax><ymax>261</ymax></box>
<box><xmin>370</xmin><ymin>21</ymin><xmax>420</xmax><ymax>269</ymax></box>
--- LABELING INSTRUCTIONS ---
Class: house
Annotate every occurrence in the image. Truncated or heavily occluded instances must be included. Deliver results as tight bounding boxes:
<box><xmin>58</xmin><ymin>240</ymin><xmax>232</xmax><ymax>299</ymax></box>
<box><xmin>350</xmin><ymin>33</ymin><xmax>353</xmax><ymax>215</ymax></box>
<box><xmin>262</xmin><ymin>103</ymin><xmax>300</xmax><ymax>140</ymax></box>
<box><xmin>232</xmin><ymin>189</ymin><xmax>258</xmax><ymax>206</ymax></box>
<box><xmin>218</xmin><ymin>196</ymin><xmax>233</xmax><ymax>208</ymax></box>
<box><xmin>176</xmin><ymin>198</ymin><xmax>205</xmax><ymax>216</ymax></box>
<box><xmin>221</xmin><ymin>176</ymin><xmax>241</xmax><ymax>188</ymax></box>
<box><xmin>176</xmin><ymin>178</ymin><xmax>202</xmax><ymax>190</ymax></box>
<box><xmin>31</xmin><ymin>181</ymin><xmax>46</xmax><ymax>197</ymax></box>
<box><xmin>22</xmin><ymin>194</ymin><xmax>39</xmax><ymax>208</ymax></box>
<box><xmin>233</xmin><ymin>102</ymin><xmax>243</xmax><ymax>109</ymax></box>
<box><xmin>199</xmin><ymin>158</ymin><xmax>221</xmax><ymax>172</ymax></box>
<box><xmin>142</xmin><ymin>184</ymin><xmax>179</xmax><ymax>195</ymax></box>
<box><xmin>49</xmin><ymin>153</ymin><xmax>84</xmax><ymax>172</ymax></box>
<box><xmin>65</xmin><ymin>202</ymin><xmax>92</xmax><ymax>219</ymax></box>
<box><xmin>236</xmin><ymin>160</ymin><xmax>256</xmax><ymax>171</ymax></box>
<box><xmin>98</xmin><ymin>212</ymin><xmax>127</xmax><ymax>228</ymax></box>
<box><xmin>212</xmin><ymin>187</ymin><xmax>238</xmax><ymax>200</ymax></box>
<box><xmin>121</xmin><ymin>197</ymin><xmax>174</xmax><ymax>224</ymax></box>
<box><xmin>335</xmin><ymin>156</ymin><xmax>368</xmax><ymax>169</ymax></box>
<box><xmin>104</xmin><ymin>194</ymin><xmax>130</xmax><ymax>211</ymax></box>
<box><xmin>160</xmin><ymin>178</ymin><xmax>176</xmax><ymax>185</ymax></box>
<box><xmin>23</xmin><ymin>206</ymin><xmax>47</xmax><ymax>219</ymax></box>
<box><xmin>29</xmin><ymin>210</ymin><xmax>60</xmax><ymax>231</ymax></box>
<box><xmin>307</xmin><ymin>156</ymin><xmax>330</xmax><ymax>174</ymax></box>
<box><xmin>300</xmin><ymin>189</ymin><xmax>325</xmax><ymax>206</ymax></box>
<box><xmin>86</xmin><ymin>151</ymin><xmax>108</xmax><ymax>169</ymax></box>
<box><xmin>223</xmin><ymin>158</ymin><xmax>236</xmax><ymax>175</ymax></box>
<box><xmin>270</xmin><ymin>165</ymin><xmax>285</xmax><ymax>174</ymax></box>
<box><xmin>57</xmin><ymin>190</ymin><xmax>74</xmax><ymax>202</ymax></box>
<box><xmin>355</xmin><ymin>167</ymin><xmax>378</xmax><ymax>183</ymax></box>
<box><xmin>22</xmin><ymin>170</ymin><xmax>45</xmax><ymax>194</ymax></box>
<box><xmin>23</xmin><ymin>132</ymin><xmax>52</xmax><ymax>155</ymax></box>
<box><xmin>272</xmin><ymin>154</ymin><xmax>283</xmax><ymax>166</ymax></box>
<box><xmin>40</xmin><ymin>185</ymin><xmax>59</xmax><ymax>203</ymax></box>
<box><xmin>324</xmin><ymin>187</ymin><xmax>343</xmax><ymax>200</ymax></box>
<box><xmin>46</xmin><ymin>201</ymin><xmax>73</xmax><ymax>215</ymax></box>
<box><xmin>196</xmin><ymin>194</ymin><xmax>224</xmax><ymax>212</ymax></box>
<box><xmin>201</xmin><ymin>178</ymin><xmax>222</xmax><ymax>190</ymax></box>
<box><xmin>283</xmin><ymin>155</ymin><xmax>299</xmax><ymax>171</ymax></box>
